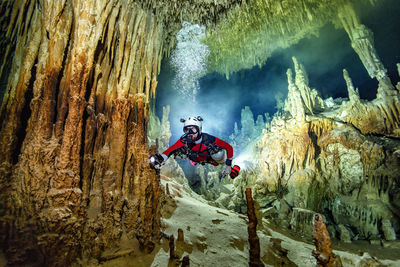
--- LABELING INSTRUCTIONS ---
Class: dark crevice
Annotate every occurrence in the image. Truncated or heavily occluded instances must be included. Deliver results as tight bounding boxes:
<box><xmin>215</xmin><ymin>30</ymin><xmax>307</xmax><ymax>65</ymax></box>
<box><xmin>53</xmin><ymin>17</ymin><xmax>73</xmax><ymax>127</ymax></box>
<box><xmin>19</xmin><ymin>0</ymin><xmax>31</xmax><ymax>36</ymax></box>
<box><xmin>12</xmin><ymin>57</ymin><xmax>37</xmax><ymax>165</ymax></box>
<box><xmin>308</xmin><ymin>130</ymin><xmax>321</xmax><ymax>160</ymax></box>
<box><xmin>107</xmin><ymin>6</ymin><xmax>121</xmax><ymax>70</ymax></box>
<box><xmin>93</xmin><ymin>38</ymin><xmax>105</xmax><ymax>65</ymax></box>
<box><xmin>0</xmin><ymin>46</ymin><xmax>15</xmax><ymax>118</ymax></box>
<box><xmin>85</xmin><ymin>65</ymin><xmax>95</xmax><ymax>102</ymax></box>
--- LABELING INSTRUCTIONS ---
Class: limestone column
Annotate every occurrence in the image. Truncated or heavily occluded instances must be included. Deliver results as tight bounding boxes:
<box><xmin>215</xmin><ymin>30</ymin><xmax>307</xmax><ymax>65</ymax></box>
<box><xmin>286</xmin><ymin>68</ymin><xmax>306</xmax><ymax>122</ymax></box>
<box><xmin>337</xmin><ymin>2</ymin><xmax>397</xmax><ymax>97</ymax></box>
<box><xmin>1</xmin><ymin>1</ymin><xmax>163</xmax><ymax>265</ymax></box>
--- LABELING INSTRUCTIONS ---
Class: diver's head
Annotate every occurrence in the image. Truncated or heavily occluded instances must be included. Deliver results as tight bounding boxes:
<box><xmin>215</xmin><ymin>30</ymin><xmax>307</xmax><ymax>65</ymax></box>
<box><xmin>181</xmin><ymin>116</ymin><xmax>203</xmax><ymax>142</ymax></box>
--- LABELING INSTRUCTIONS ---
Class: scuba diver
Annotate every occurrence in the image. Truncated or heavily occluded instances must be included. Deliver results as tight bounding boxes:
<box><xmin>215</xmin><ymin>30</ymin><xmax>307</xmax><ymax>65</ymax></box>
<box><xmin>149</xmin><ymin>116</ymin><xmax>240</xmax><ymax>179</ymax></box>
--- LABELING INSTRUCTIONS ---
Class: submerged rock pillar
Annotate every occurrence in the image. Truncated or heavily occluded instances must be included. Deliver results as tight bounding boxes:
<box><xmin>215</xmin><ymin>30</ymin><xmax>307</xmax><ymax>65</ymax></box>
<box><xmin>337</xmin><ymin>2</ymin><xmax>397</xmax><ymax>97</ymax></box>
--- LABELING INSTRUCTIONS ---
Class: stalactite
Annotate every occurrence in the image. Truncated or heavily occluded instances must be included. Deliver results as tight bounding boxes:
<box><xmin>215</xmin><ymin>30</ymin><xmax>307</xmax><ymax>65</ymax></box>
<box><xmin>133</xmin><ymin>0</ymin><xmax>243</xmax><ymax>58</ymax></box>
<box><xmin>205</xmin><ymin>0</ymin><xmax>376</xmax><ymax>76</ymax></box>
<box><xmin>0</xmin><ymin>0</ymin><xmax>42</xmax><ymax>182</ymax></box>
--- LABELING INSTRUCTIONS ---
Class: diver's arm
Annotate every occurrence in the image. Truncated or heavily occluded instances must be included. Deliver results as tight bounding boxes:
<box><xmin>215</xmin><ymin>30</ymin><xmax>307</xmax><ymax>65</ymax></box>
<box><xmin>214</xmin><ymin>137</ymin><xmax>233</xmax><ymax>165</ymax></box>
<box><xmin>162</xmin><ymin>139</ymin><xmax>186</xmax><ymax>160</ymax></box>
<box><xmin>150</xmin><ymin>139</ymin><xmax>186</xmax><ymax>170</ymax></box>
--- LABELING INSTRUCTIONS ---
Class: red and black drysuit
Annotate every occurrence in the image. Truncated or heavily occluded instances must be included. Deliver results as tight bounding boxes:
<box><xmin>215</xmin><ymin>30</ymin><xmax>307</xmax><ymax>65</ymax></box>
<box><xmin>162</xmin><ymin>133</ymin><xmax>233</xmax><ymax>166</ymax></box>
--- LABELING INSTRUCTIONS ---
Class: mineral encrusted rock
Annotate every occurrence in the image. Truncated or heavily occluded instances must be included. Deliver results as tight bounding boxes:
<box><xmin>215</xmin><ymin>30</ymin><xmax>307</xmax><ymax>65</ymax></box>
<box><xmin>230</xmin><ymin>57</ymin><xmax>400</xmax><ymax>243</ymax></box>
<box><xmin>0</xmin><ymin>0</ymin><xmax>165</xmax><ymax>265</ymax></box>
<box><xmin>337</xmin><ymin>224</ymin><xmax>352</xmax><ymax>243</ymax></box>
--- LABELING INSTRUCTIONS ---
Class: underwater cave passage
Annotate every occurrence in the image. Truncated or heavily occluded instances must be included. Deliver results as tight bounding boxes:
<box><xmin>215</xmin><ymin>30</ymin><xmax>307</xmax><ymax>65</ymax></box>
<box><xmin>2</xmin><ymin>0</ymin><xmax>400</xmax><ymax>266</ymax></box>
<box><xmin>149</xmin><ymin>3</ymin><xmax>400</xmax><ymax>263</ymax></box>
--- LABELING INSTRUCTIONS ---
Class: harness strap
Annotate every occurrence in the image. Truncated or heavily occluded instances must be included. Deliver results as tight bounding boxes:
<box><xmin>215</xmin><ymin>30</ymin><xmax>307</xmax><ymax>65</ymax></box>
<box><xmin>180</xmin><ymin>134</ymin><xmax>223</xmax><ymax>164</ymax></box>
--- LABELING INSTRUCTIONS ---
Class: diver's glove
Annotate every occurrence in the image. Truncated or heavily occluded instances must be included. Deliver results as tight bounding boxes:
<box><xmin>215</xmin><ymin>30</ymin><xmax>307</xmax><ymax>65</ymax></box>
<box><xmin>219</xmin><ymin>158</ymin><xmax>233</xmax><ymax>180</ymax></box>
<box><xmin>149</xmin><ymin>153</ymin><xmax>164</xmax><ymax>170</ymax></box>
<box><xmin>230</xmin><ymin>165</ymin><xmax>241</xmax><ymax>179</ymax></box>
<box><xmin>220</xmin><ymin>165</ymin><xmax>232</xmax><ymax>180</ymax></box>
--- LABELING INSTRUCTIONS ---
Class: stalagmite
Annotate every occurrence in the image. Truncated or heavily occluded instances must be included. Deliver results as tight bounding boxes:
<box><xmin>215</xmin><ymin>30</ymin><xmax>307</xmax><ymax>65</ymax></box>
<box><xmin>177</xmin><ymin>228</ymin><xmax>184</xmax><ymax>242</ymax></box>
<box><xmin>334</xmin><ymin>67</ymin><xmax>400</xmax><ymax>136</ymax></box>
<box><xmin>312</xmin><ymin>214</ymin><xmax>342</xmax><ymax>267</ymax></box>
<box><xmin>245</xmin><ymin>187</ymin><xmax>264</xmax><ymax>267</ymax></box>
<box><xmin>397</xmin><ymin>63</ymin><xmax>400</xmax><ymax>90</ymax></box>
<box><xmin>397</xmin><ymin>63</ymin><xmax>400</xmax><ymax>78</ymax></box>
<box><xmin>343</xmin><ymin>69</ymin><xmax>360</xmax><ymax>104</ymax></box>
<box><xmin>1</xmin><ymin>0</ymin><xmax>399</xmax><ymax>265</ymax></box>
<box><xmin>286</xmin><ymin>68</ymin><xmax>306</xmax><ymax>122</ymax></box>
<box><xmin>293</xmin><ymin>57</ymin><xmax>313</xmax><ymax>114</ymax></box>
<box><xmin>169</xmin><ymin>234</ymin><xmax>176</xmax><ymax>260</ymax></box>
<box><xmin>283</xmin><ymin>57</ymin><xmax>326</xmax><ymax>122</ymax></box>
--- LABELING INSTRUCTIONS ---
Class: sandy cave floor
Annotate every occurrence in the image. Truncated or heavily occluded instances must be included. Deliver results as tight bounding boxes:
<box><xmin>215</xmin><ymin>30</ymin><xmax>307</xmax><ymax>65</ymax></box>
<box><xmin>146</xmin><ymin>175</ymin><xmax>400</xmax><ymax>267</ymax></box>
<box><xmin>1</xmin><ymin>174</ymin><xmax>400</xmax><ymax>267</ymax></box>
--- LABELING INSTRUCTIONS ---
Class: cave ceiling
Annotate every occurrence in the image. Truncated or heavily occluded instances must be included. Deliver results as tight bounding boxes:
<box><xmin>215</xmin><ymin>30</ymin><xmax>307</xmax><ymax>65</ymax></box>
<box><xmin>139</xmin><ymin>0</ymin><xmax>378</xmax><ymax>77</ymax></box>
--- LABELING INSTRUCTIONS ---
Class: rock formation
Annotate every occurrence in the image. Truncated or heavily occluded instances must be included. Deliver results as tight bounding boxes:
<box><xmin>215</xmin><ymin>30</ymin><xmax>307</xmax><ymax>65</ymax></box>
<box><xmin>312</xmin><ymin>214</ymin><xmax>342</xmax><ymax>267</ymax></box>
<box><xmin>0</xmin><ymin>1</ymin><xmax>167</xmax><ymax>264</ymax></box>
<box><xmin>229</xmin><ymin>56</ymin><xmax>400</xmax><ymax>243</ymax></box>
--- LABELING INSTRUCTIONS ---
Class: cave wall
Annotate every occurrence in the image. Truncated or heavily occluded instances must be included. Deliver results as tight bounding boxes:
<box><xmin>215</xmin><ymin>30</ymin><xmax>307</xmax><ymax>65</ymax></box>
<box><xmin>0</xmin><ymin>0</ymin><xmax>163</xmax><ymax>264</ymax></box>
